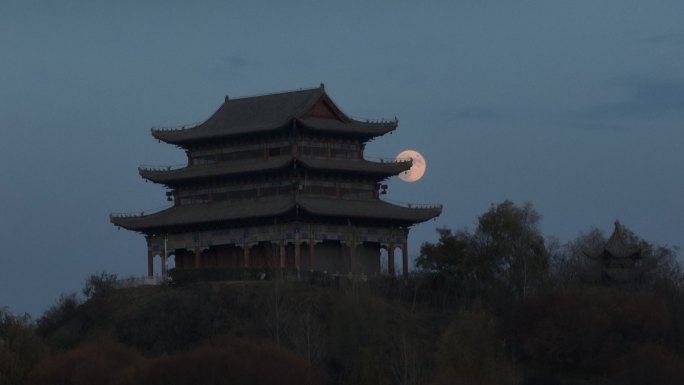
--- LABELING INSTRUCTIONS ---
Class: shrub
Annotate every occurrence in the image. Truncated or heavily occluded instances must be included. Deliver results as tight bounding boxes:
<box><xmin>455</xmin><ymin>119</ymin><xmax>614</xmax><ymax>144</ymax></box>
<box><xmin>433</xmin><ymin>308</ymin><xmax>516</xmax><ymax>385</ymax></box>
<box><xmin>115</xmin><ymin>284</ymin><xmax>229</xmax><ymax>353</ymax></box>
<box><xmin>27</xmin><ymin>339</ymin><xmax>140</xmax><ymax>385</ymax></box>
<box><xmin>0</xmin><ymin>309</ymin><xmax>47</xmax><ymax>385</ymax></box>
<box><xmin>115</xmin><ymin>337</ymin><xmax>321</xmax><ymax>385</ymax></box>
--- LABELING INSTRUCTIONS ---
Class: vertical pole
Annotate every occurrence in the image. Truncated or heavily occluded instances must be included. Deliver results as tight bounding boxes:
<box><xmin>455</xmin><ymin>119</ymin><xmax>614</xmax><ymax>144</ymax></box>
<box><xmin>402</xmin><ymin>240</ymin><xmax>409</xmax><ymax>279</ymax></box>
<box><xmin>309</xmin><ymin>241</ymin><xmax>316</xmax><ymax>272</ymax></box>
<box><xmin>147</xmin><ymin>249</ymin><xmax>154</xmax><ymax>277</ymax></box>
<box><xmin>243</xmin><ymin>242</ymin><xmax>250</xmax><ymax>268</ymax></box>
<box><xmin>388</xmin><ymin>244</ymin><xmax>395</xmax><ymax>278</ymax></box>
<box><xmin>194</xmin><ymin>248</ymin><xmax>201</xmax><ymax>269</ymax></box>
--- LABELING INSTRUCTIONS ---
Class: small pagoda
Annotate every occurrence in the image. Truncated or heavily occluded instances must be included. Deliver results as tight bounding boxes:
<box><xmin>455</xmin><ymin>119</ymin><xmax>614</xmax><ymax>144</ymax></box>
<box><xmin>583</xmin><ymin>221</ymin><xmax>643</xmax><ymax>283</ymax></box>
<box><xmin>111</xmin><ymin>84</ymin><xmax>441</xmax><ymax>278</ymax></box>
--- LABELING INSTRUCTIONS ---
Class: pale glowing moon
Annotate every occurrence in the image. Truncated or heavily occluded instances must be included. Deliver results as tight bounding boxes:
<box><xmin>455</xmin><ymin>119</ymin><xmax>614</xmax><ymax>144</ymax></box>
<box><xmin>396</xmin><ymin>150</ymin><xmax>426</xmax><ymax>182</ymax></box>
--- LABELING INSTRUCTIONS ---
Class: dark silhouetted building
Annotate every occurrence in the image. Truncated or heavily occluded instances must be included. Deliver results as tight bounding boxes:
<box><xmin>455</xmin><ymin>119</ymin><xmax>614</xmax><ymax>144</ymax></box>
<box><xmin>111</xmin><ymin>85</ymin><xmax>441</xmax><ymax>278</ymax></box>
<box><xmin>584</xmin><ymin>221</ymin><xmax>643</xmax><ymax>283</ymax></box>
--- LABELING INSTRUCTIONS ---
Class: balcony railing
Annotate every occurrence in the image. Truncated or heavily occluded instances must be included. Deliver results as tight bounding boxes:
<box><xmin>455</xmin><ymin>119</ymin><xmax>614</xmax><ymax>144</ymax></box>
<box><xmin>114</xmin><ymin>275</ymin><xmax>165</xmax><ymax>288</ymax></box>
<box><xmin>150</xmin><ymin>122</ymin><xmax>203</xmax><ymax>132</ymax></box>
<box><xmin>349</xmin><ymin>116</ymin><xmax>399</xmax><ymax>124</ymax></box>
<box><xmin>365</xmin><ymin>156</ymin><xmax>412</xmax><ymax>164</ymax></box>
<box><xmin>139</xmin><ymin>164</ymin><xmax>186</xmax><ymax>172</ymax></box>
<box><xmin>381</xmin><ymin>198</ymin><xmax>443</xmax><ymax>210</ymax></box>
<box><xmin>110</xmin><ymin>204</ymin><xmax>173</xmax><ymax>219</ymax></box>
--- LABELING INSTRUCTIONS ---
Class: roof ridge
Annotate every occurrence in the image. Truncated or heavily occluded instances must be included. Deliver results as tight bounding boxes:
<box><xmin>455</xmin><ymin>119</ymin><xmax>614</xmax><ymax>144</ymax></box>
<box><xmin>224</xmin><ymin>85</ymin><xmax>323</xmax><ymax>102</ymax></box>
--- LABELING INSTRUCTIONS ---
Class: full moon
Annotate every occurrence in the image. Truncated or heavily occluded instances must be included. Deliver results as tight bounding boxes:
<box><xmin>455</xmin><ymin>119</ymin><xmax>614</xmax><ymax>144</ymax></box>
<box><xmin>396</xmin><ymin>150</ymin><xmax>426</xmax><ymax>182</ymax></box>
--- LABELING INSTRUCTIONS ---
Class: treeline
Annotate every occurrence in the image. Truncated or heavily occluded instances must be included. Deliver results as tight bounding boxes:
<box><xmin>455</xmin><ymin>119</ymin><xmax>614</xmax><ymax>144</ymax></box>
<box><xmin>409</xmin><ymin>200</ymin><xmax>684</xmax><ymax>384</ymax></box>
<box><xmin>1</xmin><ymin>200</ymin><xmax>683</xmax><ymax>385</ymax></box>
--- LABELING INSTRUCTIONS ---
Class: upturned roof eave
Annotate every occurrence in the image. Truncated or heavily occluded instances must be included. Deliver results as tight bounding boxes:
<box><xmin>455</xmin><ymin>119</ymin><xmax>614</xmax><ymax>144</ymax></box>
<box><xmin>138</xmin><ymin>156</ymin><xmax>412</xmax><ymax>185</ymax></box>
<box><xmin>110</xmin><ymin>196</ymin><xmax>297</xmax><ymax>233</ymax></box>
<box><xmin>151</xmin><ymin>119</ymin><xmax>397</xmax><ymax>145</ymax></box>
<box><xmin>295</xmin><ymin>117</ymin><xmax>397</xmax><ymax>139</ymax></box>
<box><xmin>298</xmin><ymin>196</ymin><xmax>442</xmax><ymax>225</ymax></box>
<box><xmin>110</xmin><ymin>196</ymin><xmax>442</xmax><ymax>233</ymax></box>
<box><xmin>151</xmin><ymin>122</ymin><xmax>291</xmax><ymax>146</ymax></box>
<box><xmin>138</xmin><ymin>155</ymin><xmax>293</xmax><ymax>184</ymax></box>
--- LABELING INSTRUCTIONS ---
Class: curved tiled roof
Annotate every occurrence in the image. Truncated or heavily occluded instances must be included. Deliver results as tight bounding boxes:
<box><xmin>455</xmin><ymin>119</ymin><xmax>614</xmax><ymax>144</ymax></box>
<box><xmin>296</xmin><ymin>117</ymin><xmax>396</xmax><ymax>137</ymax></box>
<box><xmin>151</xmin><ymin>86</ymin><xmax>396</xmax><ymax>145</ymax></box>
<box><xmin>110</xmin><ymin>196</ymin><xmax>441</xmax><ymax>233</ymax></box>
<box><xmin>584</xmin><ymin>221</ymin><xmax>642</xmax><ymax>259</ymax></box>
<box><xmin>139</xmin><ymin>156</ymin><xmax>412</xmax><ymax>184</ymax></box>
<box><xmin>297</xmin><ymin>156</ymin><xmax>410</xmax><ymax>175</ymax></box>
<box><xmin>299</xmin><ymin>196</ymin><xmax>442</xmax><ymax>223</ymax></box>
<box><xmin>111</xmin><ymin>196</ymin><xmax>296</xmax><ymax>232</ymax></box>
<box><xmin>139</xmin><ymin>156</ymin><xmax>292</xmax><ymax>184</ymax></box>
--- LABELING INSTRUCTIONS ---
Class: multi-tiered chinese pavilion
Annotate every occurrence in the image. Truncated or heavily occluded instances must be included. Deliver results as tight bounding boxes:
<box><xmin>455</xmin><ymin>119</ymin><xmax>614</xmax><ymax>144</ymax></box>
<box><xmin>111</xmin><ymin>85</ymin><xmax>441</xmax><ymax>278</ymax></box>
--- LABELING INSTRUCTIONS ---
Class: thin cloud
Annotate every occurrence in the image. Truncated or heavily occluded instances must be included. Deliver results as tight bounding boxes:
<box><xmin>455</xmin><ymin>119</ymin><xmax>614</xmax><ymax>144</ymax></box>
<box><xmin>642</xmin><ymin>32</ymin><xmax>684</xmax><ymax>46</ymax></box>
<box><xmin>218</xmin><ymin>55</ymin><xmax>250</xmax><ymax>69</ymax></box>
<box><xmin>441</xmin><ymin>108</ymin><xmax>505</xmax><ymax>122</ymax></box>
<box><xmin>575</xmin><ymin>78</ymin><xmax>684</xmax><ymax>122</ymax></box>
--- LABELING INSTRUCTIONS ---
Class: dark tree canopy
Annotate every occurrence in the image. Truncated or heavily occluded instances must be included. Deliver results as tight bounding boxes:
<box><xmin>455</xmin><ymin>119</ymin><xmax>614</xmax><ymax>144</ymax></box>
<box><xmin>417</xmin><ymin>200</ymin><xmax>549</xmax><ymax>300</ymax></box>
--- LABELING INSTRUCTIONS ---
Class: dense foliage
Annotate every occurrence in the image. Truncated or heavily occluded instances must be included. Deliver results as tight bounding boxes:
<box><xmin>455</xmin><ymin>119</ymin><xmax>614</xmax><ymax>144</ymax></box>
<box><xmin>2</xmin><ymin>200</ymin><xmax>682</xmax><ymax>385</ymax></box>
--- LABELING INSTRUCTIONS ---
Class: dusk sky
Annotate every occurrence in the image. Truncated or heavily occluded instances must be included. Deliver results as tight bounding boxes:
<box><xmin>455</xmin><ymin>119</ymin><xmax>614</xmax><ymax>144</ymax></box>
<box><xmin>2</xmin><ymin>0</ymin><xmax>683</xmax><ymax>316</ymax></box>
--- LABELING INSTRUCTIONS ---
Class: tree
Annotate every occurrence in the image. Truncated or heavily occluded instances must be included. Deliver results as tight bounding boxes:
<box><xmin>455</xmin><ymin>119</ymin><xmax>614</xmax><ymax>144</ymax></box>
<box><xmin>0</xmin><ymin>309</ymin><xmax>47</xmax><ymax>385</ymax></box>
<box><xmin>549</xmin><ymin>227</ymin><xmax>605</xmax><ymax>289</ymax></box>
<box><xmin>289</xmin><ymin>301</ymin><xmax>326</xmax><ymax>366</ymax></box>
<box><xmin>82</xmin><ymin>271</ymin><xmax>118</xmax><ymax>300</ymax></box>
<box><xmin>552</xmin><ymin>222</ymin><xmax>681</xmax><ymax>289</ymax></box>
<box><xmin>415</xmin><ymin>228</ymin><xmax>480</xmax><ymax>307</ymax></box>
<box><xmin>508</xmin><ymin>287</ymin><xmax>676</xmax><ymax>373</ymax></box>
<box><xmin>475</xmin><ymin>200</ymin><xmax>548</xmax><ymax>299</ymax></box>
<box><xmin>432</xmin><ymin>308</ymin><xmax>516</xmax><ymax>385</ymax></box>
<box><xmin>27</xmin><ymin>339</ymin><xmax>141</xmax><ymax>385</ymax></box>
<box><xmin>417</xmin><ymin>200</ymin><xmax>549</xmax><ymax>302</ymax></box>
<box><xmin>35</xmin><ymin>293</ymin><xmax>82</xmax><ymax>348</ymax></box>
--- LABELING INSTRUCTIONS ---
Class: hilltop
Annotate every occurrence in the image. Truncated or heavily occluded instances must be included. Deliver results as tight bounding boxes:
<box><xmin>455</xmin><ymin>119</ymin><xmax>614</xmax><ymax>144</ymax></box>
<box><xmin>3</xmin><ymin>201</ymin><xmax>684</xmax><ymax>385</ymax></box>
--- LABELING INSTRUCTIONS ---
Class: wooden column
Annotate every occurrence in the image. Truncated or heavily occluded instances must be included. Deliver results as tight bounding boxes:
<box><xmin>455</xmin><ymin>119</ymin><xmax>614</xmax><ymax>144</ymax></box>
<box><xmin>402</xmin><ymin>241</ymin><xmax>409</xmax><ymax>279</ymax></box>
<box><xmin>309</xmin><ymin>241</ymin><xmax>316</xmax><ymax>272</ymax></box>
<box><xmin>147</xmin><ymin>249</ymin><xmax>154</xmax><ymax>277</ymax></box>
<box><xmin>194</xmin><ymin>248</ymin><xmax>201</xmax><ymax>269</ymax></box>
<box><xmin>377</xmin><ymin>248</ymin><xmax>382</xmax><ymax>275</ymax></box>
<box><xmin>294</xmin><ymin>236</ymin><xmax>301</xmax><ymax>272</ymax></box>
<box><xmin>279</xmin><ymin>240</ymin><xmax>286</xmax><ymax>268</ymax></box>
<box><xmin>243</xmin><ymin>243</ymin><xmax>250</xmax><ymax>268</ymax></box>
<box><xmin>162</xmin><ymin>252</ymin><xmax>169</xmax><ymax>277</ymax></box>
<box><xmin>388</xmin><ymin>244</ymin><xmax>395</xmax><ymax>277</ymax></box>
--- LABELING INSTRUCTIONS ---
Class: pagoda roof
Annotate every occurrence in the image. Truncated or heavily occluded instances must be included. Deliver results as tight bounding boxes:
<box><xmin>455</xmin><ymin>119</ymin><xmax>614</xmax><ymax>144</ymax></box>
<box><xmin>110</xmin><ymin>196</ymin><xmax>442</xmax><ymax>233</ymax></box>
<box><xmin>151</xmin><ymin>85</ymin><xmax>397</xmax><ymax>146</ymax></box>
<box><xmin>139</xmin><ymin>156</ymin><xmax>411</xmax><ymax>185</ymax></box>
<box><xmin>298</xmin><ymin>196</ymin><xmax>442</xmax><ymax>223</ymax></box>
<box><xmin>584</xmin><ymin>221</ymin><xmax>642</xmax><ymax>260</ymax></box>
<box><xmin>296</xmin><ymin>117</ymin><xmax>396</xmax><ymax>137</ymax></box>
<box><xmin>139</xmin><ymin>156</ymin><xmax>292</xmax><ymax>184</ymax></box>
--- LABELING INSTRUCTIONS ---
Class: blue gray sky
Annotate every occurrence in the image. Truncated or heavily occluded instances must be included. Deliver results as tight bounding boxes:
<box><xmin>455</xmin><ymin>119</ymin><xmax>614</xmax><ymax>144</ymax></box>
<box><xmin>2</xmin><ymin>0</ymin><xmax>683</xmax><ymax>316</ymax></box>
